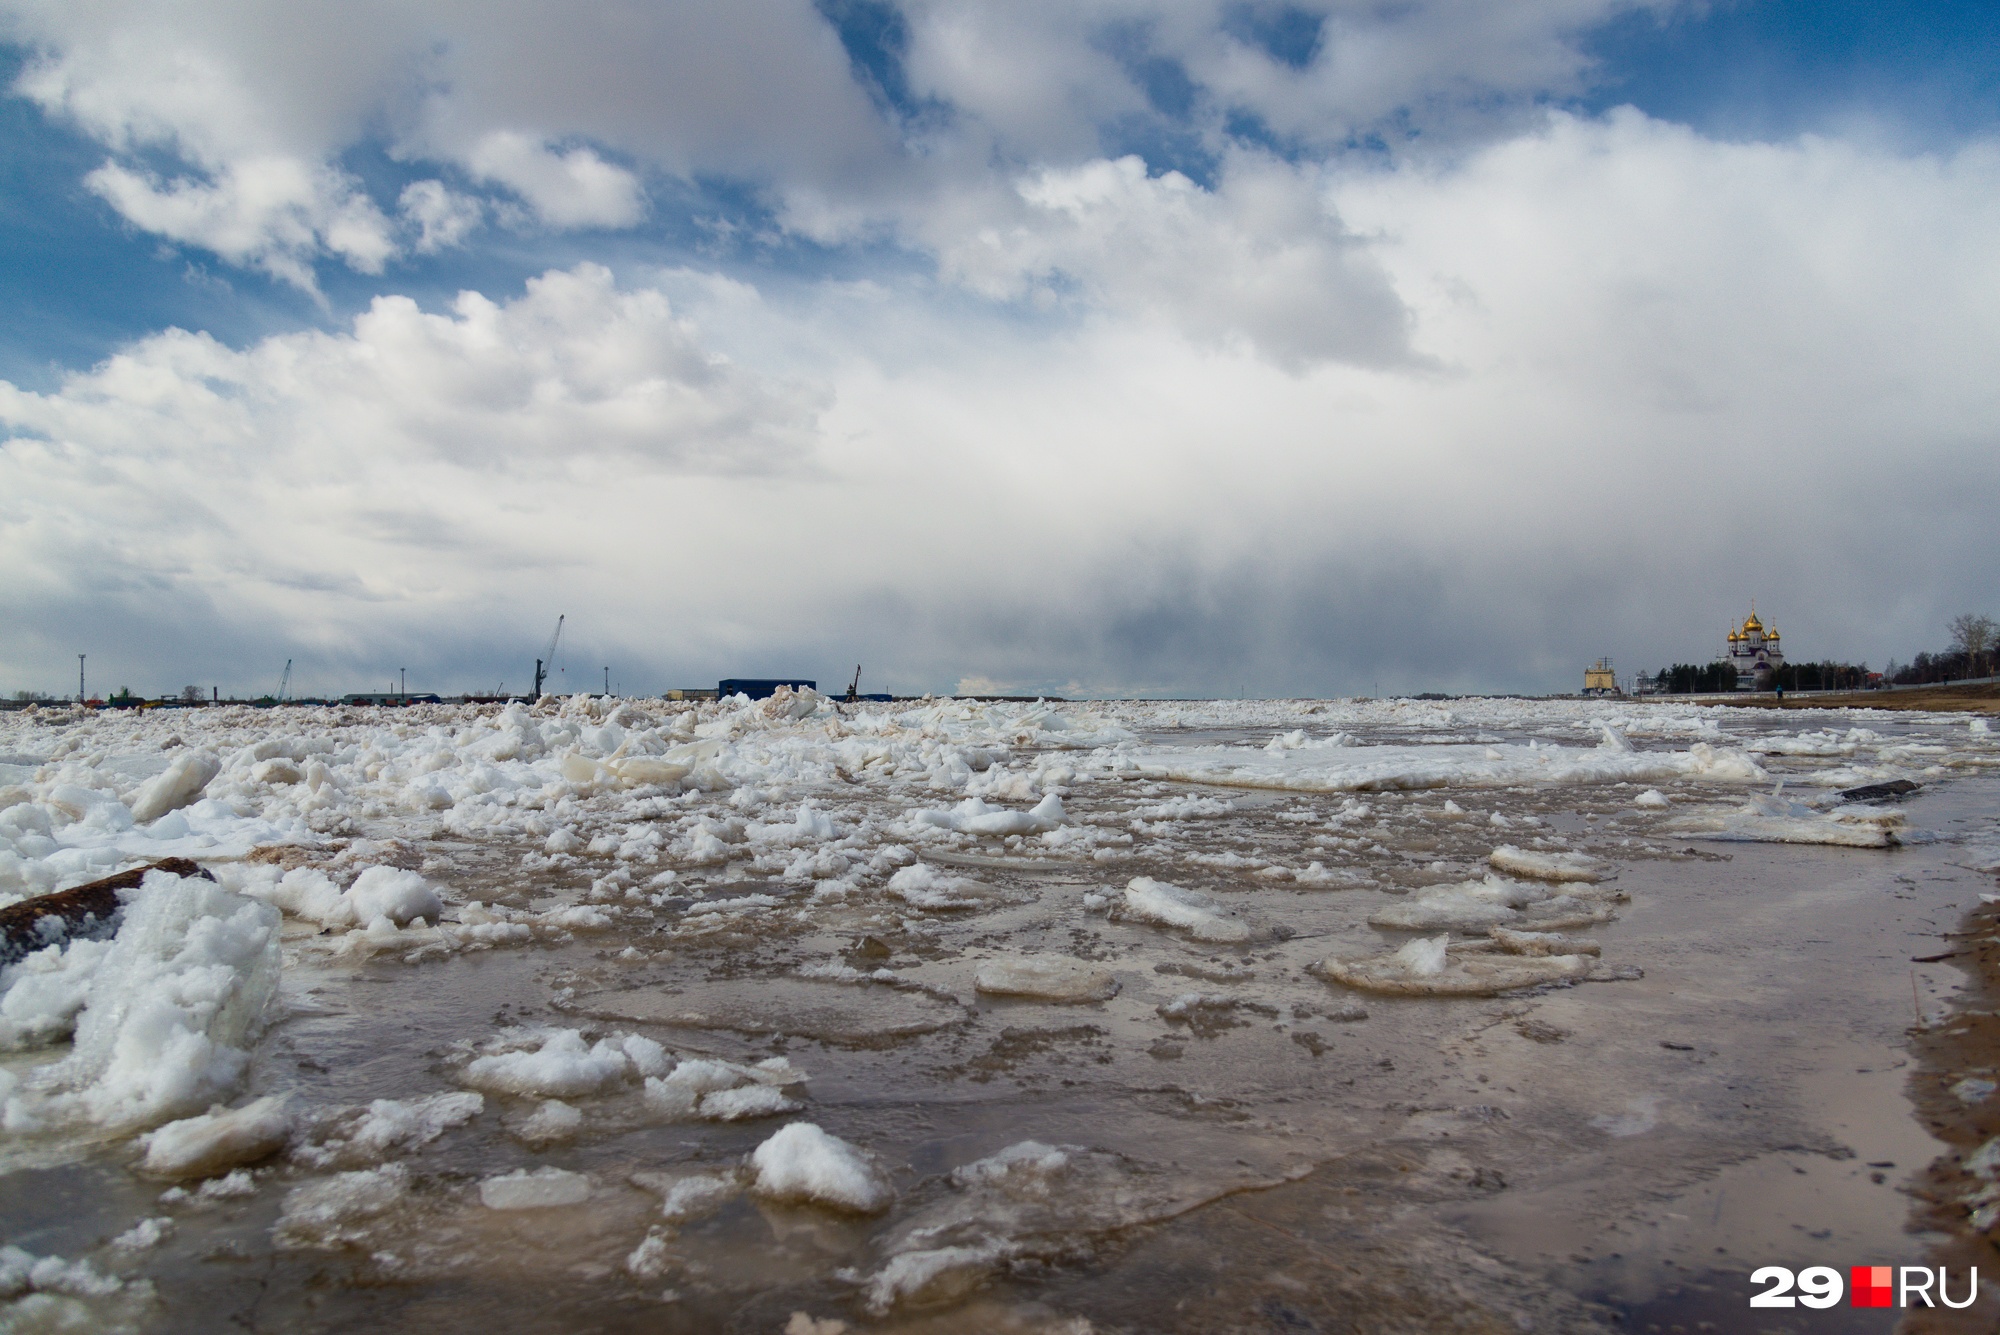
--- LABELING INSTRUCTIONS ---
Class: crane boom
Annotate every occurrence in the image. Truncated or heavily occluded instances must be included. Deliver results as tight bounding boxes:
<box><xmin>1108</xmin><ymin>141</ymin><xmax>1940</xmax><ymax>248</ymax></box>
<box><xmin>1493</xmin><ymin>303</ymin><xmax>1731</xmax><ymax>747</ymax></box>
<box><xmin>276</xmin><ymin>659</ymin><xmax>291</xmax><ymax>702</ymax></box>
<box><xmin>532</xmin><ymin>615</ymin><xmax>565</xmax><ymax>698</ymax></box>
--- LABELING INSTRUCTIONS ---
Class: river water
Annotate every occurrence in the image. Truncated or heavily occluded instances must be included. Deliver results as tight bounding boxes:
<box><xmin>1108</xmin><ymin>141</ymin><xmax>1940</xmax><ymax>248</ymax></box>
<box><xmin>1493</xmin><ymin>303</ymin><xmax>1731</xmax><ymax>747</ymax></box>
<box><xmin>1</xmin><ymin>696</ymin><xmax>1994</xmax><ymax>1333</ymax></box>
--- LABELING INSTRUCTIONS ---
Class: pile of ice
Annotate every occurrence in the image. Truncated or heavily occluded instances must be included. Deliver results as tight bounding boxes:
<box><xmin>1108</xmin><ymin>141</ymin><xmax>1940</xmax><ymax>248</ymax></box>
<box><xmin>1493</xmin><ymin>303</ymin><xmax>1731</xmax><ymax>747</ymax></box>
<box><xmin>2</xmin><ymin>866</ymin><xmax>280</xmax><ymax>1133</ymax></box>
<box><xmin>290</xmin><ymin>1091</ymin><xmax>486</xmax><ymax>1170</ymax></box>
<box><xmin>0</xmin><ymin>687</ymin><xmax>1981</xmax><ymax>1251</ymax></box>
<box><xmin>234</xmin><ymin>864</ymin><xmax>442</xmax><ymax>930</ymax></box>
<box><xmin>749</xmin><ymin>1121</ymin><xmax>893</xmax><ymax>1213</ymax></box>
<box><xmin>887</xmin><ymin>863</ymin><xmax>1016</xmax><ymax>910</ymax></box>
<box><xmin>0</xmin><ymin>1244</ymin><xmax>151</xmax><ymax>1332</ymax></box>
<box><xmin>453</xmin><ymin>1026</ymin><xmax>807</xmax><ymax>1124</ymax></box>
<box><xmin>0</xmin><ymin>693</ymin><xmax>1126</xmax><ymax>913</ymax></box>
<box><xmin>909</xmin><ymin>793</ymin><xmax>1066</xmax><ymax>837</ymax></box>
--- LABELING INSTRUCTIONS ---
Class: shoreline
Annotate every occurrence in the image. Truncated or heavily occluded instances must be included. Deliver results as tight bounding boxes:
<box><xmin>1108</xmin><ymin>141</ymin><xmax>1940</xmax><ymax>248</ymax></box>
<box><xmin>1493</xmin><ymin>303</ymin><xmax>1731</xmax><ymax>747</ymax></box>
<box><xmin>1641</xmin><ymin>682</ymin><xmax>2000</xmax><ymax>714</ymax></box>
<box><xmin>1906</xmin><ymin>887</ymin><xmax>2000</xmax><ymax>1333</ymax></box>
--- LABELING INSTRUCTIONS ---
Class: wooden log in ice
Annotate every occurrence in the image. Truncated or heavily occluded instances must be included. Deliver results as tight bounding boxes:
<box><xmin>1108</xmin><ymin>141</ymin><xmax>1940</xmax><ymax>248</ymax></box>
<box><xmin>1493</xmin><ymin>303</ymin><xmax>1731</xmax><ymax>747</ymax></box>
<box><xmin>0</xmin><ymin>856</ymin><xmax>213</xmax><ymax>965</ymax></box>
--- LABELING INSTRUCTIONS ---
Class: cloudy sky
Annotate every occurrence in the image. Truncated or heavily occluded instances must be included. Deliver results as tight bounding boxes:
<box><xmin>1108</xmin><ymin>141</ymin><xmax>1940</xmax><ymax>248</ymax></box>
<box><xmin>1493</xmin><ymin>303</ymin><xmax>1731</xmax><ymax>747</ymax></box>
<box><xmin>1</xmin><ymin>1</ymin><xmax>1994</xmax><ymax>701</ymax></box>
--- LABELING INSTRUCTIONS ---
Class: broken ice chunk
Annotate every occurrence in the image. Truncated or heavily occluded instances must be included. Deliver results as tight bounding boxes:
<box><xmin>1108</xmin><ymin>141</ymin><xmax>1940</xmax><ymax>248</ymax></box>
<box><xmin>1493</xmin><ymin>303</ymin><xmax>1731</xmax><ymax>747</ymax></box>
<box><xmin>974</xmin><ymin>957</ymin><xmax>1118</xmax><ymax>1003</ymax></box>
<box><xmin>479</xmin><ymin>1166</ymin><xmax>591</xmax><ymax>1210</ymax></box>
<box><xmin>1313</xmin><ymin>935</ymin><xmax>1604</xmax><ymax>997</ymax></box>
<box><xmin>1488</xmin><ymin>845</ymin><xmax>1606</xmax><ymax>882</ymax></box>
<box><xmin>1119</xmin><ymin>877</ymin><xmax>1250</xmax><ymax>943</ymax></box>
<box><xmin>749</xmin><ymin>1122</ymin><xmax>892</xmax><ymax>1213</ymax></box>
<box><xmin>140</xmin><ymin>1095</ymin><xmax>291</xmax><ymax>1178</ymax></box>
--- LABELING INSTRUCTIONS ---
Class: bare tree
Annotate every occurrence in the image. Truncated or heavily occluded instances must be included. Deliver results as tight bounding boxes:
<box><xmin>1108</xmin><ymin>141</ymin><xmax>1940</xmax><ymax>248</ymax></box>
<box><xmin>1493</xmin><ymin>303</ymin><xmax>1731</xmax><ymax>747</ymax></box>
<box><xmin>180</xmin><ymin>684</ymin><xmax>203</xmax><ymax>703</ymax></box>
<box><xmin>1950</xmin><ymin>613</ymin><xmax>1997</xmax><ymax>677</ymax></box>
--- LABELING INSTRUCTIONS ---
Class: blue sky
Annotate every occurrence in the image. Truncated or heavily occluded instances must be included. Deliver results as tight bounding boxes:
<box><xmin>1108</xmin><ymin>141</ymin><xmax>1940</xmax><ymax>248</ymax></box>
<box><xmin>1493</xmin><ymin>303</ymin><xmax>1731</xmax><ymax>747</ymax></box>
<box><xmin>1</xmin><ymin>2</ymin><xmax>1995</xmax><ymax>699</ymax></box>
<box><xmin>1580</xmin><ymin>0</ymin><xmax>2000</xmax><ymax>145</ymax></box>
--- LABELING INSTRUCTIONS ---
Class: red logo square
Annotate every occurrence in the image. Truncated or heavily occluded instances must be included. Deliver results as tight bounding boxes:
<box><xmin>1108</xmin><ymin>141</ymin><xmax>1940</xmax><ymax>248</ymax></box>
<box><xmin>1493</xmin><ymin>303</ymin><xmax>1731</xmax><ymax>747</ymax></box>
<box><xmin>1851</xmin><ymin>1265</ymin><xmax>1893</xmax><ymax>1307</ymax></box>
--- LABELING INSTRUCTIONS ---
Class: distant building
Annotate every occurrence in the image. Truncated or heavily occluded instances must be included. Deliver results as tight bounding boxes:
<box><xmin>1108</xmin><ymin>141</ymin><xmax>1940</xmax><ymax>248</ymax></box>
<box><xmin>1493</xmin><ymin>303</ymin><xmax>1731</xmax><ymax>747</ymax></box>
<box><xmin>718</xmin><ymin>678</ymin><xmax>816</xmax><ymax>700</ymax></box>
<box><xmin>1723</xmin><ymin>609</ymin><xmax>1784</xmax><ymax>689</ymax></box>
<box><xmin>1583</xmin><ymin>658</ymin><xmax>1619</xmax><ymax>696</ymax></box>
<box><xmin>664</xmin><ymin>688</ymin><xmax>718</xmax><ymax>701</ymax></box>
<box><xmin>341</xmin><ymin>693</ymin><xmax>442</xmax><ymax>706</ymax></box>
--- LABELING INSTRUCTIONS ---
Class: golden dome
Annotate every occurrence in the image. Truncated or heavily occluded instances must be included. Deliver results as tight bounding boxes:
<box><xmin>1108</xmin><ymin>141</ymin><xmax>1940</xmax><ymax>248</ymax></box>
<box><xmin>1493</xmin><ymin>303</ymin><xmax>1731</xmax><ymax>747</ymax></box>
<box><xmin>1743</xmin><ymin>612</ymin><xmax>1763</xmax><ymax>632</ymax></box>
<box><xmin>1767</xmin><ymin>628</ymin><xmax>1780</xmax><ymax>640</ymax></box>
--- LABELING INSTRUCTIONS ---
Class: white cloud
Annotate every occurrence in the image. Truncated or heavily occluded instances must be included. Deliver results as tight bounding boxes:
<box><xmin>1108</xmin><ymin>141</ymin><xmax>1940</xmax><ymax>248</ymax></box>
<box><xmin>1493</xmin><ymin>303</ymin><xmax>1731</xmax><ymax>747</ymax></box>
<box><xmin>1</xmin><ymin>262</ymin><xmax>820</xmax><ymax>474</ymax></box>
<box><xmin>398</xmin><ymin>179</ymin><xmax>483</xmax><ymax>253</ymax></box>
<box><xmin>0</xmin><ymin>264</ymin><xmax>826</xmax><ymax>662</ymax></box>
<box><xmin>3</xmin><ymin>1</ymin><xmax>1674</xmax><ymax>290</ymax></box>
<box><xmin>896</xmin><ymin>0</ymin><xmax>1661</xmax><ymax>158</ymax></box>
<box><xmin>933</xmin><ymin>151</ymin><xmax>1410</xmax><ymax>368</ymax></box>
<box><xmin>465</xmin><ymin>131</ymin><xmax>644</xmax><ymax>229</ymax></box>
<box><xmin>1180</xmin><ymin>0</ymin><xmax>1653</xmax><ymax>146</ymax></box>
<box><xmin>5</xmin><ymin>0</ymin><xmax>892</xmax><ymax>278</ymax></box>
<box><xmin>17</xmin><ymin>25</ymin><xmax>397</xmax><ymax>290</ymax></box>
<box><xmin>85</xmin><ymin>156</ymin><xmax>395</xmax><ymax>290</ymax></box>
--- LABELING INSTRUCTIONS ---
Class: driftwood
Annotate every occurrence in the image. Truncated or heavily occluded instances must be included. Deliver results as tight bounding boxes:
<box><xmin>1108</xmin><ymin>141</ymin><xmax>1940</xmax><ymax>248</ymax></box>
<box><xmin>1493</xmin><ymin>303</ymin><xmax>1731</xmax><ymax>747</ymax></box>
<box><xmin>0</xmin><ymin>857</ymin><xmax>213</xmax><ymax>966</ymax></box>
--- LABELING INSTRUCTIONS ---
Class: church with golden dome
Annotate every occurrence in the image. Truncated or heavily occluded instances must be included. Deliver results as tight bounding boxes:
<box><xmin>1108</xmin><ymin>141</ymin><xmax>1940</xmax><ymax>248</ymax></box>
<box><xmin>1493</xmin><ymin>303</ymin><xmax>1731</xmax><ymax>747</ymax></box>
<box><xmin>1724</xmin><ymin>607</ymin><xmax>1784</xmax><ymax>688</ymax></box>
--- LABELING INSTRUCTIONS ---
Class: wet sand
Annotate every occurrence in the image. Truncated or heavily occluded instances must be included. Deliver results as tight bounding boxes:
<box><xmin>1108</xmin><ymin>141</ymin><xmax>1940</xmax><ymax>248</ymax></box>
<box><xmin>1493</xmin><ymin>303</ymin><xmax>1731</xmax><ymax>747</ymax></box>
<box><xmin>1903</xmin><ymin>891</ymin><xmax>2000</xmax><ymax>1335</ymax></box>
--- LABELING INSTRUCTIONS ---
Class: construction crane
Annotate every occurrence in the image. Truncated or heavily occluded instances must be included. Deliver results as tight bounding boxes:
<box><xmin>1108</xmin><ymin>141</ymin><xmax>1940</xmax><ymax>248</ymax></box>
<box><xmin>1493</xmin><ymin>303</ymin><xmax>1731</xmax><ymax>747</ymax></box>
<box><xmin>532</xmin><ymin>615</ymin><xmax>564</xmax><ymax>698</ymax></box>
<box><xmin>276</xmin><ymin>659</ymin><xmax>292</xmax><ymax>702</ymax></box>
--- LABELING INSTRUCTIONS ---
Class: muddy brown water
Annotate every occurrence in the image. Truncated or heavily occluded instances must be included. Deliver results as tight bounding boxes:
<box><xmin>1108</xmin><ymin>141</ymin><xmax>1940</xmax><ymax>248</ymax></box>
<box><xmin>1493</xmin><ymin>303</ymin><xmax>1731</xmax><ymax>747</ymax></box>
<box><xmin>2</xmin><ymin>717</ymin><xmax>1994</xmax><ymax>1334</ymax></box>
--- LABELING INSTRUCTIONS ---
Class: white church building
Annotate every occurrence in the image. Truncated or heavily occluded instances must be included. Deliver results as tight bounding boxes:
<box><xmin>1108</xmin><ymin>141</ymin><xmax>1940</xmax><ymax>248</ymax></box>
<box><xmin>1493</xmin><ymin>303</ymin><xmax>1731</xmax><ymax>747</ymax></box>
<box><xmin>1724</xmin><ymin>608</ymin><xmax>1785</xmax><ymax>689</ymax></box>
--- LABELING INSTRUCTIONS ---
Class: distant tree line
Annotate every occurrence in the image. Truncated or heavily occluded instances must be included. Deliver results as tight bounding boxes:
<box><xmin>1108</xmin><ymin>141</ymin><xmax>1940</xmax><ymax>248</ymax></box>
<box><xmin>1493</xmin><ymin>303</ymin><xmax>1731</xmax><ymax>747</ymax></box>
<box><xmin>1769</xmin><ymin>661</ymin><xmax>1868</xmax><ymax>692</ymax></box>
<box><xmin>1653</xmin><ymin>663</ymin><xmax>1740</xmax><ymax>694</ymax></box>
<box><xmin>1885</xmin><ymin>613</ymin><xmax>1996</xmax><ymax>685</ymax></box>
<box><xmin>1648</xmin><ymin>660</ymin><xmax>1869</xmax><ymax>694</ymax></box>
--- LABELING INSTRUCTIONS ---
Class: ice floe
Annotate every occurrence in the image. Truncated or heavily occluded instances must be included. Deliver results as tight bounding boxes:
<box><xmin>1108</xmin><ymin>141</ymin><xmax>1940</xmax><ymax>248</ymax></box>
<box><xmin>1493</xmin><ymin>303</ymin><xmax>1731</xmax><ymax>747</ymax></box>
<box><xmin>1487</xmin><ymin>844</ymin><xmax>1607</xmax><ymax>882</ymax></box>
<box><xmin>1314</xmin><ymin>929</ymin><xmax>1632</xmax><ymax>997</ymax></box>
<box><xmin>1118</xmin><ymin>876</ymin><xmax>1251</xmax><ymax>942</ymax></box>
<box><xmin>480</xmin><ymin>1166</ymin><xmax>592</xmax><ymax>1210</ymax></box>
<box><xmin>974</xmin><ymin>956</ymin><xmax>1119</xmax><ymax>1002</ymax></box>
<box><xmin>1668</xmin><ymin>788</ymin><xmax>1911</xmax><ymax>846</ymax></box>
<box><xmin>1097</xmin><ymin>736</ymin><xmax>1767</xmax><ymax>794</ymax></box>
<box><xmin>139</xmin><ymin>1094</ymin><xmax>291</xmax><ymax>1178</ymax></box>
<box><xmin>1368</xmin><ymin>874</ymin><xmax>1620</xmax><ymax>933</ymax></box>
